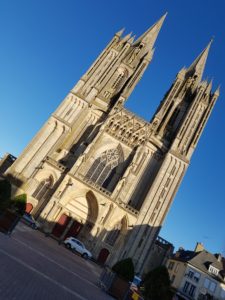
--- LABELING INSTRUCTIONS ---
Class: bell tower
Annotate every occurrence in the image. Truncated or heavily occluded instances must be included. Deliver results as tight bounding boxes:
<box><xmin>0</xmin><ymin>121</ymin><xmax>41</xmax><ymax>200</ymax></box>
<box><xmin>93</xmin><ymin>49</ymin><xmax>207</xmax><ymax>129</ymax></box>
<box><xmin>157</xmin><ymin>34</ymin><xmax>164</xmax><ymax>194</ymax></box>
<box><xmin>122</xmin><ymin>41</ymin><xmax>219</xmax><ymax>273</ymax></box>
<box><xmin>6</xmin><ymin>14</ymin><xmax>166</xmax><ymax>184</ymax></box>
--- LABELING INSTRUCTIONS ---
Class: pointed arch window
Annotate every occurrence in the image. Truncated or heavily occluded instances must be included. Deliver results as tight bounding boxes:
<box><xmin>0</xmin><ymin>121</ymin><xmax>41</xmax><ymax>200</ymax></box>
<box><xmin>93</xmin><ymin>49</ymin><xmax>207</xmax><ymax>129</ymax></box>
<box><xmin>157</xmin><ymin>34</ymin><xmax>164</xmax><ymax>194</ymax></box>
<box><xmin>85</xmin><ymin>146</ymin><xmax>123</xmax><ymax>188</ymax></box>
<box><xmin>32</xmin><ymin>176</ymin><xmax>53</xmax><ymax>201</ymax></box>
<box><xmin>105</xmin><ymin>222</ymin><xmax>121</xmax><ymax>246</ymax></box>
<box><xmin>105</xmin><ymin>216</ymin><xmax>127</xmax><ymax>246</ymax></box>
<box><xmin>111</xmin><ymin>67</ymin><xmax>129</xmax><ymax>90</ymax></box>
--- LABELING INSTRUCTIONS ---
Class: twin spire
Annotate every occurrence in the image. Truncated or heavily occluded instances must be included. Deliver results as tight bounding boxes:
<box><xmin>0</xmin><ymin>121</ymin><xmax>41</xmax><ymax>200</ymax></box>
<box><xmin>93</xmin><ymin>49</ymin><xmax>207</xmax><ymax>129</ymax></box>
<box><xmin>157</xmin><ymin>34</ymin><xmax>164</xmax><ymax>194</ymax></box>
<box><xmin>117</xmin><ymin>13</ymin><xmax>214</xmax><ymax>84</ymax></box>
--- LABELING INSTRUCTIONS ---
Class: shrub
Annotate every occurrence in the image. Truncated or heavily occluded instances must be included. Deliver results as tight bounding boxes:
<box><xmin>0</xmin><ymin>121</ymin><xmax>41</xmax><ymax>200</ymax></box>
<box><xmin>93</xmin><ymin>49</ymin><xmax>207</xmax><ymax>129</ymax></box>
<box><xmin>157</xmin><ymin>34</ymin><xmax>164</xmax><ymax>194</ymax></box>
<box><xmin>112</xmin><ymin>257</ymin><xmax>134</xmax><ymax>282</ymax></box>
<box><xmin>143</xmin><ymin>266</ymin><xmax>172</xmax><ymax>300</ymax></box>
<box><xmin>11</xmin><ymin>194</ymin><xmax>27</xmax><ymax>216</ymax></box>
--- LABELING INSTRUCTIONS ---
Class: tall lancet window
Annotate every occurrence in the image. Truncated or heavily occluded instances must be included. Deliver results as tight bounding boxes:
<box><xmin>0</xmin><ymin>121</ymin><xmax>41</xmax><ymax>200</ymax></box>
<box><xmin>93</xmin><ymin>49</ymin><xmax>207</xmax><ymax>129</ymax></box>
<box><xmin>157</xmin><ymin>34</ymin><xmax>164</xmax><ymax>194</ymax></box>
<box><xmin>111</xmin><ymin>67</ymin><xmax>129</xmax><ymax>91</ymax></box>
<box><xmin>105</xmin><ymin>222</ymin><xmax>122</xmax><ymax>246</ymax></box>
<box><xmin>105</xmin><ymin>217</ymin><xmax>126</xmax><ymax>246</ymax></box>
<box><xmin>85</xmin><ymin>145</ymin><xmax>124</xmax><ymax>188</ymax></box>
<box><xmin>32</xmin><ymin>176</ymin><xmax>53</xmax><ymax>201</ymax></box>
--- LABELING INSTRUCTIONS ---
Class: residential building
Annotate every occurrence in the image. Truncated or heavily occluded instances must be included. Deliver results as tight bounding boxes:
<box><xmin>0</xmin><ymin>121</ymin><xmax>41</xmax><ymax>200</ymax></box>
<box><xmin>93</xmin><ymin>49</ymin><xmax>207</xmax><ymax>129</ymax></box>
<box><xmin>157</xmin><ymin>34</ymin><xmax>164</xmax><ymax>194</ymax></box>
<box><xmin>167</xmin><ymin>243</ymin><xmax>225</xmax><ymax>300</ymax></box>
<box><xmin>5</xmin><ymin>14</ymin><xmax>219</xmax><ymax>273</ymax></box>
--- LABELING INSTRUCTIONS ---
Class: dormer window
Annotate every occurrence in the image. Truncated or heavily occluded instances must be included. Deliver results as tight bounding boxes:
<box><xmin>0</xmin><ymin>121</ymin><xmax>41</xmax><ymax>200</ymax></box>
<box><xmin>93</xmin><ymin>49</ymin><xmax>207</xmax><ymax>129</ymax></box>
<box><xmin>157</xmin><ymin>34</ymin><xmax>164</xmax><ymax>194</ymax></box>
<box><xmin>209</xmin><ymin>265</ymin><xmax>219</xmax><ymax>276</ymax></box>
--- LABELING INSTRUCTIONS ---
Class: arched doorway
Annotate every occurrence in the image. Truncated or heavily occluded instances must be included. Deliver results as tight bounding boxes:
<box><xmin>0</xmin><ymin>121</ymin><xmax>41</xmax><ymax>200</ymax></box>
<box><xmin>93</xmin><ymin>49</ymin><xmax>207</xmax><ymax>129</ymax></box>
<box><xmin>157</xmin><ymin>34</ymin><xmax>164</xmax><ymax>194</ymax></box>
<box><xmin>25</xmin><ymin>203</ymin><xmax>33</xmax><ymax>213</ymax></box>
<box><xmin>97</xmin><ymin>248</ymin><xmax>110</xmax><ymax>265</ymax></box>
<box><xmin>52</xmin><ymin>214</ymin><xmax>71</xmax><ymax>238</ymax></box>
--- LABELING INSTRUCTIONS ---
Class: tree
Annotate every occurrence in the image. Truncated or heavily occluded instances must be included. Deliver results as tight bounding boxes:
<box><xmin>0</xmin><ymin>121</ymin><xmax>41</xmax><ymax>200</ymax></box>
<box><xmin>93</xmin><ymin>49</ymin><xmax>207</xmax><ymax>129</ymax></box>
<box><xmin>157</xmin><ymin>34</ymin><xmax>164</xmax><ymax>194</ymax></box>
<box><xmin>112</xmin><ymin>257</ymin><xmax>134</xmax><ymax>282</ymax></box>
<box><xmin>143</xmin><ymin>266</ymin><xmax>173</xmax><ymax>300</ymax></box>
<box><xmin>11</xmin><ymin>194</ymin><xmax>27</xmax><ymax>216</ymax></box>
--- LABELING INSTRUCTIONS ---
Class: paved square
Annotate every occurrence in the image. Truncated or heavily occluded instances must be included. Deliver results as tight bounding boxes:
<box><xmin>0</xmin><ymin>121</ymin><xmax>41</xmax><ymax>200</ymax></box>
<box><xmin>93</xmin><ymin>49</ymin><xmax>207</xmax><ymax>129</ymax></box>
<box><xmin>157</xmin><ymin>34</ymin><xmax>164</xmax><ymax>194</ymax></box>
<box><xmin>0</xmin><ymin>222</ymin><xmax>113</xmax><ymax>300</ymax></box>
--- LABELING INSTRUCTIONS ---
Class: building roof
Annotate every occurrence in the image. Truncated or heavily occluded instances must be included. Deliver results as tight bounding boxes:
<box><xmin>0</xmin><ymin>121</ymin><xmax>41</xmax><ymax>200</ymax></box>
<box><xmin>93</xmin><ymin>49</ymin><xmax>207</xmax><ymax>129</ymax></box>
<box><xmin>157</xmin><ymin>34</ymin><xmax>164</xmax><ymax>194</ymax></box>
<box><xmin>172</xmin><ymin>249</ymin><xmax>225</xmax><ymax>283</ymax></box>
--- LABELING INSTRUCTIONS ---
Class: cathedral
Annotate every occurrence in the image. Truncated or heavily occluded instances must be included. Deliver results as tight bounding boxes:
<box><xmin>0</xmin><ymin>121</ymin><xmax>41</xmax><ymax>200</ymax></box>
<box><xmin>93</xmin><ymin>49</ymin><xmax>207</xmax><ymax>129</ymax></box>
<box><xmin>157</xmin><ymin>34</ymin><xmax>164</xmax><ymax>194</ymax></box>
<box><xmin>6</xmin><ymin>14</ymin><xmax>219</xmax><ymax>273</ymax></box>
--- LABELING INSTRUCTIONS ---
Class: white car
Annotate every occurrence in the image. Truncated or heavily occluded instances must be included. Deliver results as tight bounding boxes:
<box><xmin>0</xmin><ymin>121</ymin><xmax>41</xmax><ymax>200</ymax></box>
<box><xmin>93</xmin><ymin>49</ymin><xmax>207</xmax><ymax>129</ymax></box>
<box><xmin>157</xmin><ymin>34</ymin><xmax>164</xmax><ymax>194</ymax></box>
<box><xmin>64</xmin><ymin>237</ymin><xmax>92</xmax><ymax>259</ymax></box>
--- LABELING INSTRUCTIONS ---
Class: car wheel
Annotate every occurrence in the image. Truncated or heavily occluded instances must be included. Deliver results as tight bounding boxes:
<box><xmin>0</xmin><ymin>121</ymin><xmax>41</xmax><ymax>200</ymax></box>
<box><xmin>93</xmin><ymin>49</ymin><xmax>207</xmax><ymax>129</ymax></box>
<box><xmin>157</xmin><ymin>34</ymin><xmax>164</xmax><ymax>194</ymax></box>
<box><xmin>82</xmin><ymin>253</ymin><xmax>88</xmax><ymax>259</ymax></box>
<box><xmin>65</xmin><ymin>243</ymin><xmax>71</xmax><ymax>249</ymax></box>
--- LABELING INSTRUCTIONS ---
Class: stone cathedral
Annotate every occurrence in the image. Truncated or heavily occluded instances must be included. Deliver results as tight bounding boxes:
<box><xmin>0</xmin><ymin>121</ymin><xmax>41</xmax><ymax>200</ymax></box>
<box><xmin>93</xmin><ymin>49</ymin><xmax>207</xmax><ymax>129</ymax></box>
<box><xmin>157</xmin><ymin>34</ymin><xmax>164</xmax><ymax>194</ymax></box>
<box><xmin>6</xmin><ymin>14</ymin><xmax>219</xmax><ymax>273</ymax></box>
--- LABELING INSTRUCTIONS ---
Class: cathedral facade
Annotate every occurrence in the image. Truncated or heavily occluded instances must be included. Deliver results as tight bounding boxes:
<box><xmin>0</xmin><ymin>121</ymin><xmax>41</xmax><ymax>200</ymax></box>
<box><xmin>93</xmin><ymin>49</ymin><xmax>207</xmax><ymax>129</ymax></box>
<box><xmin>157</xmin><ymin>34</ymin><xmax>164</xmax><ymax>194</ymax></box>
<box><xmin>6</xmin><ymin>14</ymin><xmax>219</xmax><ymax>273</ymax></box>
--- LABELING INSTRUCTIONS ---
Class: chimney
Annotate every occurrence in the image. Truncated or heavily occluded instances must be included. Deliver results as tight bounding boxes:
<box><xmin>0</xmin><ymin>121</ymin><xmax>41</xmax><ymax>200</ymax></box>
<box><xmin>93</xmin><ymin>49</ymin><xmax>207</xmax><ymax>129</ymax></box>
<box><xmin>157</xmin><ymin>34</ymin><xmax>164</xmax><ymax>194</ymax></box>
<box><xmin>194</xmin><ymin>242</ymin><xmax>204</xmax><ymax>252</ymax></box>
<box><xmin>174</xmin><ymin>247</ymin><xmax>184</xmax><ymax>258</ymax></box>
<box><xmin>215</xmin><ymin>253</ymin><xmax>222</xmax><ymax>262</ymax></box>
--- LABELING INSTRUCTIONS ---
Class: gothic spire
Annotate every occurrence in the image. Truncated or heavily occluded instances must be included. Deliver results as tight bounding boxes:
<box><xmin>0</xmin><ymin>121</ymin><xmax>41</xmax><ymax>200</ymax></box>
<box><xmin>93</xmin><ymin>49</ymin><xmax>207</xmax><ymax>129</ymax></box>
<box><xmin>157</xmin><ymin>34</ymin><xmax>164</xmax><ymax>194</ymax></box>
<box><xmin>186</xmin><ymin>39</ymin><xmax>213</xmax><ymax>81</ymax></box>
<box><xmin>115</xmin><ymin>28</ymin><xmax>125</xmax><ymax>37</ymax></box>
<box><xmin>134</xmin><ymin>13</ymin><xmax>167</xmax><ymax>49</ymax></box>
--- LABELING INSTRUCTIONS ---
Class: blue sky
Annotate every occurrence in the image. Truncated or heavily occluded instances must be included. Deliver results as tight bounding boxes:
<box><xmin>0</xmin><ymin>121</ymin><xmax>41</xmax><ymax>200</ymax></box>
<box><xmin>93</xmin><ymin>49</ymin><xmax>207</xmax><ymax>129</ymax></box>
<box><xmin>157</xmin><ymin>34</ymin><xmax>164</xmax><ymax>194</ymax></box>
<box><xmin>0</xmin><ymin>0</ymin><xmax>225</xmax><ymax>255</ymax></box>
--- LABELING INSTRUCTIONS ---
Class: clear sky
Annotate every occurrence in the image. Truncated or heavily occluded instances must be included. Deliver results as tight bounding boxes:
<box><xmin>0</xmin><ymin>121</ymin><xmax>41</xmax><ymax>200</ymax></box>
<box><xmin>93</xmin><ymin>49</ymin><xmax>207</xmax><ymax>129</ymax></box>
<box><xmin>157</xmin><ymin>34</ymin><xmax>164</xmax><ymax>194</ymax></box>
<box><xmin>0</xmin><ymin>0</ymin><xmax>225</xmax><ymax>255</ymax></box>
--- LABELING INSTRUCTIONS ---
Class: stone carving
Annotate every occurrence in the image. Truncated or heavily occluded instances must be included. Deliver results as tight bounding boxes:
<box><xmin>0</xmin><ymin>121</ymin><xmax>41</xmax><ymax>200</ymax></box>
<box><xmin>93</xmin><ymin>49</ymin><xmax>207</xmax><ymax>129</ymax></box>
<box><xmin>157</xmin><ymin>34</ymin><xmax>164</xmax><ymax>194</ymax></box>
<box><xmin>105</xmin><ymin>108</ymin><xmax>151</xmax><ymax>147</ymax></box>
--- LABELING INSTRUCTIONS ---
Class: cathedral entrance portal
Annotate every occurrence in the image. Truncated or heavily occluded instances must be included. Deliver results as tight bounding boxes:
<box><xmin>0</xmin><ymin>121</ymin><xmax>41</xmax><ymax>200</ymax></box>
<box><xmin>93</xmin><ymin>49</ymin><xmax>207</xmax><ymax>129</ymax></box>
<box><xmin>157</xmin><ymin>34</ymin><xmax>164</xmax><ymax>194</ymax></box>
<box><xmin>97</xmin><ymin>248</ymin><xmax>110</xmax><ymax>265</ymax></box>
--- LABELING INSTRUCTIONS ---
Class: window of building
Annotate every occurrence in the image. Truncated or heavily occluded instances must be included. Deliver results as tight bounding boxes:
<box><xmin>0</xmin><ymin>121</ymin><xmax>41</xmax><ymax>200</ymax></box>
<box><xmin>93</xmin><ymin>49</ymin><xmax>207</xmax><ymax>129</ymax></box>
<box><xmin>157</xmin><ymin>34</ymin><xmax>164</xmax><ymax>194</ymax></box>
<box><xmin>32</xmin><ymin>177</ymin><xmax>53</xmax><ymax>201</ymax></box>
<box><xmin>111</xmin><ymin>67</ymin><xmax>128</xmax><ymax>90</ymax></box>
<box><xmin>150</xmin><ymin>211</ymin><xmax>156</xmax><ymax>222</ymax></box>
<box><xmin>209</xmin><ymin>281</ymin><xmax>216</xmax><ymax>293</ymax></box>
<box><xmin>204</xmin><ymin>278</ymin><xmax>210</xmax><ymax>289</ymax></box>
<box><xmin>105</xmin><ymin>222</ymin><xmax>121</xmax><ymax>246</ymax></box>
<box><xmin>174</xmin><ymin>263</ymin><xmax>179</xmax><ymax>273</ymax></box>
<box><xmin>85</xmin><ymin>147</ymin><xmax>123</xmax><ymax>189</ymax></box>
<box><xmin>189</xmin><ymin>284</ymin><xmax>196</xmax><ymax>297</ymax></box>
<box><xmin>105</xmin><ymin>217</ymin><xmax>126</xmax><ymax>246</ymax></box>
<box><xmin>183</xmin><ymin>281</ymin><xmax>190</xmax><ymax>293</ymax></box>
<box><xmin>209</xmin><ymin>265</ymin><xmax>219</xmax><ymax>276</ymax></box>
<box><xmin>187</xmin><ymin>270</ymin><xmax>194</xmax><ymax>279</ymax></box>
<box><xmin>168</xmin><ymin>261</ymin><xmax>175</xmax><ymax>270</ymax></box>
<box><xmin>204</xmin><ymin>278</ymin><xmax>217</xmax><ymax>293</ymax></box>
<box><xmin>193</xmin><ymin>272</ymin><xmax>200</xmax><ymax>282</ymax></box>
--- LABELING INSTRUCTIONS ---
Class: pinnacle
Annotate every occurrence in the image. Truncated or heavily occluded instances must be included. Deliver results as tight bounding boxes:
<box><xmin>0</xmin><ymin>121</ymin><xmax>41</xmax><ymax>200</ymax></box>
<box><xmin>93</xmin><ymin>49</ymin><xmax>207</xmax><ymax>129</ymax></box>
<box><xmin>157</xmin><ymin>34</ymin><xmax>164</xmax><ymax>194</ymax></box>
<box><xmin>214</xmin><ymin>85</ymin><xmax>220</xmax><ymax>96</ymax></box>
<box><xmin>116</xmin><ymin>28</ymin><xmax>125</xmax><ymax>37</ymax></box>
<box><xmin>134</xmin><ymin>13</ymin><xmax>167</xmax><ymax>49</ymax></box>
<box><xmin>122</xmin><ymin>32</ymin><xmax>132</xmax><ymax>42</ymax></box>
<box><xmin>186</xmin><ymin>39</ymin><xmax>213</xmax><ymax>81</ymax></box>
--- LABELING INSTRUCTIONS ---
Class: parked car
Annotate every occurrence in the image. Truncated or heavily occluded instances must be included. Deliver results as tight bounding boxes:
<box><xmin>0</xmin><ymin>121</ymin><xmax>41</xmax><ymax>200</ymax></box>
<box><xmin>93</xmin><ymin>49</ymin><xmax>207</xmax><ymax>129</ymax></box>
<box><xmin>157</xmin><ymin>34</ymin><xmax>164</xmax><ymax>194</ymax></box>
<box><xmin>21</xmin><ymin>212</ymin><xmax>40</xmax><ymax>229</ymax></box>
<box><xmin>130</xmin><ymin>275</ymin><xmax>142</xmax><ymax>292</ymax></box>
<box><xmin>64</xmin><ymin>237</ymin><xmax>92</xmax><ymax>259</ymax></box>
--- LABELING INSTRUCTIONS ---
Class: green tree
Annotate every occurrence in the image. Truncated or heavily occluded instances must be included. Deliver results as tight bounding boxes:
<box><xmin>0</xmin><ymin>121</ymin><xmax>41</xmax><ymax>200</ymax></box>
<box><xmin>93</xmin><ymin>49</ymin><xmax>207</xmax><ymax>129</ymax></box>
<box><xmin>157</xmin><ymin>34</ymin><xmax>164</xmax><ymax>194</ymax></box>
<box><xmin>0</xmin><ymin>179</ymin><xmax>27</xmax><ymax>216</ymax></box>
<box><xmin>143</xmin><ymin>266</ymin><xmax>173</xmax><ymax>300</ymax></box>
<box><xmin>11</xmin><ymin>194</ymin><xmax>27</xmax><ymax>216</ymax></box>
<box><xmin>112</xmin><ymin>257</ymin><xmax>134</xmax><ymax>282</ymax></box>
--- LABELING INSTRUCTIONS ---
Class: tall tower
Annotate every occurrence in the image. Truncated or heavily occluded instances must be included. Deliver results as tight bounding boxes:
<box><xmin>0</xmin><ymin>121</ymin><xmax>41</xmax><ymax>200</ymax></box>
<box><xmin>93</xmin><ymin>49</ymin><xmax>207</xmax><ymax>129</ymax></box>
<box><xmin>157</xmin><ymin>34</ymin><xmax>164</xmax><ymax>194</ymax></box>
<box><xmin>121</xmin><ymin>40</ymin><xmax>219</xmax><ymax>272</ymax></box>
<box><xmin>6</xmin><ymin>16</ymin><xmax>219</xmax><ymax>274</ymax></box>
